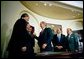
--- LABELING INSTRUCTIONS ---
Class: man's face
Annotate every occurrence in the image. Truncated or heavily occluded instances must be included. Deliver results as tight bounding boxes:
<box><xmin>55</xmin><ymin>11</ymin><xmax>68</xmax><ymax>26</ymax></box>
<box><xmin>26</xmin><ymin>24</ymin><xmax>30</xmax><ymax>31</ymax></box>
<box><xmin>57</xmin><ymin>28</ymin><xmax>61</xmax><ymax>34</ymax></box>
<box><xmin>24</xmin><ymin>16</ymin><xmax>29</xmax><ymax>21</ymax></box>
<box><xmin>28</xmin><ymin>27</ymin><xmax>32</xmax><ymax>32</ymax></box>
<box><xmin>40</xmin><ymin>23</ymin><xmax>45</xmax><ymax>29</ymax></box>
<box><xmin>67</xmin><ymin>29</ymin><xmax>71</xmax><ymax>35</ymax></box>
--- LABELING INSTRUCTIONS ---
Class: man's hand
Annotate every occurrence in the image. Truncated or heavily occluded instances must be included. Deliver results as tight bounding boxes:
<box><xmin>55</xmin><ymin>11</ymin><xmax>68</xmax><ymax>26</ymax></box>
<box><xmin>42</xmin><ymin>44</ymin><xmax>47</xmax><ymax>49</ymax></box>
<box><xmin>65</xmin><ymin>49</ymin><xmax>68</xmax><ymax>52</ymax></box>
<box><xmin>21</xmin><ymin>46</ymin><xmax>27</xmax><ymax>52</ymax></box>
<box><xmin>75</xmin><ymin>50</ymin><xmax>78</xmax><ymax>52</ymax></box>
<box><xmin>56</xmin><ymin>46</ymin><xmax>63</xmax><ymax>49</ymax></box>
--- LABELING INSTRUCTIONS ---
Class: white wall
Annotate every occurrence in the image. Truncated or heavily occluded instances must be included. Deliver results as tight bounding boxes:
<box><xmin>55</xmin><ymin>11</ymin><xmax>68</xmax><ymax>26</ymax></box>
<box><xmin>1</xmin><ymin>1</ymin><xmax>83</xmax><ymax>58</ymax></box>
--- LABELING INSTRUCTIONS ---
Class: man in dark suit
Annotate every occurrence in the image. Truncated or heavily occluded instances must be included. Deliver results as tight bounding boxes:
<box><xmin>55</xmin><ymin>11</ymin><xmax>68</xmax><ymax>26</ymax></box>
<box><xmin>52</xmin><ymin>28</ymin><xmax>68</xmax><ymax>52</ymax></box>
<box><xmin>38</xmin><ymin>21</ymin><xmax>53</xmax><ymax>52</ymax></box>
<box><xmin>7</xmin><ymin>13</ymin><xmax>35</xmax><ymax>58</ymax></box>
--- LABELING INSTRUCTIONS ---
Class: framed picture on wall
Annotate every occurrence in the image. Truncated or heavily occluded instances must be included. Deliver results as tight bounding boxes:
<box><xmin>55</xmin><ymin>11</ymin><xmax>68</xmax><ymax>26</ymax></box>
<box><xmin>46</xmin><ymin>23</ymin><xmax>62</xmax><ymax>34</ymax></box>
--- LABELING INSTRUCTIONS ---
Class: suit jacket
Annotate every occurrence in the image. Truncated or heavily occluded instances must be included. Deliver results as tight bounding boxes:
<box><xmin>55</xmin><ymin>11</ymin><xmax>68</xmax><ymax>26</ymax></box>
<box><xmin>52</xmin><ymin>34</ymin><xmax>68</xmax><ymax>51</ymax></box>
<box><xmin>28</xmin><ymin>32</ymin><xmax>35</xmax><ymax>47</ymax></box>
<box><xmin>66</xmin><ymin>33</ymin><xmax>79</xmax><ymax>52</ymax></box>
<box><xmin>7</xmin><ymin>19</ymin><xmax>34</xmax><ymax>58</ymax></box>
<box><xmin>38</xmin><ymin>28</ymin><xmax>53</xmax><ymax>52</ymax></box>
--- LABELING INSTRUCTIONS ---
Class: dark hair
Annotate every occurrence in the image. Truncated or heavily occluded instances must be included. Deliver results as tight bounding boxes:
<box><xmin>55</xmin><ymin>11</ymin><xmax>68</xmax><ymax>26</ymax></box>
<box><xmin>30</xmin><ymin>26</ymin><xmax>35</xmax><ymax>34</ymax></box>
<box><xmin>21</xmin><ymin>13</ymin><xmax>29</xmax><ymax>19</ymax></box>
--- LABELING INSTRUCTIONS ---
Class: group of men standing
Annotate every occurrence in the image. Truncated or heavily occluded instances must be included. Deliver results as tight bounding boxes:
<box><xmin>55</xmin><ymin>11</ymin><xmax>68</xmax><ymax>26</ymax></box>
<box><xmin>7</xmin><ymin>13</ymin><xmax>79</xmax><ymax>58</ymax></box>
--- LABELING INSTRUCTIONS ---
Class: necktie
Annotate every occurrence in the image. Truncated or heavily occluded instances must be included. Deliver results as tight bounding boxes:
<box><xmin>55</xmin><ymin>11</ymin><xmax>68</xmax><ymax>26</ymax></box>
<box><xmin>58</xmin><ymin>36</ymin><xmax>60</xmax><ymax>42</ymax></box>
<box><xmin>57</xmin><ymin>35</ymin><xmax>61</xmax><ymax>42</ymax></box>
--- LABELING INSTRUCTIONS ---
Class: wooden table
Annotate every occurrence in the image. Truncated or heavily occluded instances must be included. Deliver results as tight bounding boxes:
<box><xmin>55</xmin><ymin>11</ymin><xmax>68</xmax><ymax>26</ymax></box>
<box><xmin>35</xmin><ymin>52</ymin><xmax>83</xmax><ymax>58</ymax></box>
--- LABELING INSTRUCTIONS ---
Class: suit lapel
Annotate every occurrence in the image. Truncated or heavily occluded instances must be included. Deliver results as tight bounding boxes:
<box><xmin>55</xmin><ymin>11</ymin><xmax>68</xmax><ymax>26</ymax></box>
<box><xmin>56</xmin><ymin>35</ymin><xmax>59</xmax><ymax>42</ymax></box>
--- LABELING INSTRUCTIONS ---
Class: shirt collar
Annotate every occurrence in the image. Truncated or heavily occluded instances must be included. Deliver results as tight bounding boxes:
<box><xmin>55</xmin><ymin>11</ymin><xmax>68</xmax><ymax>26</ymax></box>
<box><xmin>57</xmin><ymin>33</ymin><xmax>61</xmax><ymax>36</ymax></box>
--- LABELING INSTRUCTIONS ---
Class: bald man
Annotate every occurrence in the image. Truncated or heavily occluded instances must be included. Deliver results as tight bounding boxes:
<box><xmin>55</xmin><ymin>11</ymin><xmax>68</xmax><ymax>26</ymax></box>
<box><xmin>38</xmin><ymin>21</ymin><xmax>53</xmax><ymax>52</ymax></box>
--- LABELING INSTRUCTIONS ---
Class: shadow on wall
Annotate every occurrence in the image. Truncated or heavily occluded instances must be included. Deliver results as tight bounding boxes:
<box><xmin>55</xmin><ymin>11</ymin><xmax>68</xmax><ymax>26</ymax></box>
<box><xmin>1</xmin><ymin>23</ymin><xmax>40</xmax><ymax>58</ymax></box>
<box><xmin>1</xmin><ymin>23</ymin><xmax>12</xmax><ymax>58</ymax></box>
